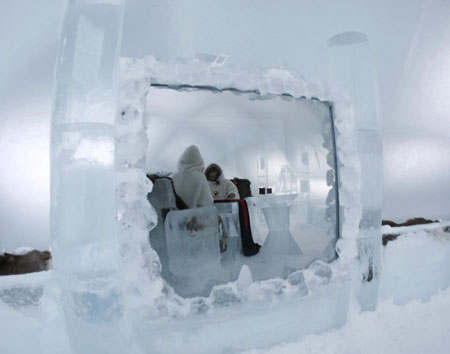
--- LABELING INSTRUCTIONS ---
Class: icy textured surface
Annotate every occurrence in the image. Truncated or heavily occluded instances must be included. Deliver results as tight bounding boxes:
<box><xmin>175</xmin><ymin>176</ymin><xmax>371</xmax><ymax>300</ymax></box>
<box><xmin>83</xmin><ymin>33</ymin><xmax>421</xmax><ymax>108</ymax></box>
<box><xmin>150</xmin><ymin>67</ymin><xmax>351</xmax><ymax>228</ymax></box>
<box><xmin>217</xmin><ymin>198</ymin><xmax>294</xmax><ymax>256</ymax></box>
<box><xmin>328</xmin><ymin>32</ymin><xmax>382</xmax><ymax>310</ymax></box>
<box><xmin>3</xmin><ymin>224</ymin><xmax>449</xmax><ymax>353</ymax></box>
<box><xmin>50</xmin><ymin>1</ymin><xmax>128</xmax><ymax>353</ymax></box>
<box><xmin>328</xmin><ymin>32</ymin><xmax>381</xmax><ymax>132</ymax></box>
<box><xmin>123</xmin><ymin>54</ymin><xmax>361</xmax><ymax>259</ymax></box>
<box><xmin>0</xmin><ymin>271</ymin><xmax>72</xmax><ymax>354</ymax></box>
<box><xmin>50</xmin><ymin>48</ymin><xmax>363</xmax><ymax>350</ymax></box>
<box><xmin>2</xmin><ymin>268</ymin><xmax>450</xmax><ymax>354</ymax></box>
<box><xmin>120</xmin><ymin>54</ymin><xmax>361</xmax><ymax>308</ymax></box>
<box><xmin>116</xmin><ymin>51</ymin><xmax>164</xmax><ymax>325</ymax></box>
<box><xmin>165</xmin><ymin>207</ymin><xmax>220</xmax><ymax>276</ymax></box>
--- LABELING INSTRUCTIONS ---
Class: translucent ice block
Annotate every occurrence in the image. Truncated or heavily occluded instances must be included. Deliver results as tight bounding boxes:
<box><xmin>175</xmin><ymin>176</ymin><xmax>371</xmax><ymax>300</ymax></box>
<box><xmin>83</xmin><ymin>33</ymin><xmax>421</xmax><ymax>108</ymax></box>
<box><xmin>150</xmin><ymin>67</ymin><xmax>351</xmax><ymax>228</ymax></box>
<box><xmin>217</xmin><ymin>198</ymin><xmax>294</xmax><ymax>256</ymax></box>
<box><xmin>251</xmin><ymin>194</ymin><xmax>303</xmax><ymax>257</ymax></box>
<box><xmin>147</xmin><ymin>178</ymin><xmax>178</xmax><ymax>276</ymax></box>
<box><xmin>328</xmin><ymin>31</ymin><xmax>383</xmax><ymax>311</ymax></box>
<box><xmin>51</xmin><ymin>1</ymin><xmax>126</xmax><ymax>352</ymax></box>
<box><xmin>165</xmin><ymin>207</ymin><xmax>221</xmax><ymax>276</ymax></box>
<box><xmin>327</xmin><ymin>32</ymin><xmax>381</xmax><ymax>132</ymax></box>
<box><xmin>246</xmin><ymin>194</ymin><xmax>304</xmax><ymax>281</ymax></box>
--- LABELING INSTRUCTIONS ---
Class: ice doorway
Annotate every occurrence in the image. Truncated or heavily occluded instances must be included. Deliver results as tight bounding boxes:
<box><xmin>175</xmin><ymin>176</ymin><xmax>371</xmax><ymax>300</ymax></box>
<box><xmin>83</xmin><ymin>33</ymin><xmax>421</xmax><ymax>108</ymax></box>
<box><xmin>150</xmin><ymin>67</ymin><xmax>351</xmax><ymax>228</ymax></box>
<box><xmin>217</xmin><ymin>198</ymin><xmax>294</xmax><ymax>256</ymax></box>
<box><xmin>144</xmin><ymin>84</ymin><xmax>340</xmax><ymax>297</ymax></box>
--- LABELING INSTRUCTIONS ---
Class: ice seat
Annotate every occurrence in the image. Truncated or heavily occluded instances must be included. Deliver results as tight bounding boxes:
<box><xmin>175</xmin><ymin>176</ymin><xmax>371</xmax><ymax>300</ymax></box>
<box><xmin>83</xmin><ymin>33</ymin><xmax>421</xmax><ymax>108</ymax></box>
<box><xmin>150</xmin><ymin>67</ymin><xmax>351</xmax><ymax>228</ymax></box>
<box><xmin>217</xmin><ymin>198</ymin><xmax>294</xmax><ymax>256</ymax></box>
<box><xmin>165</xmin><ymin>207</ymin><xmax>221</xmax><ymax>276</ymax></box>
<box><xmin>148</xmin><ymin>177</ymin><xmax>222</xmax><ymax>278</ymax></box>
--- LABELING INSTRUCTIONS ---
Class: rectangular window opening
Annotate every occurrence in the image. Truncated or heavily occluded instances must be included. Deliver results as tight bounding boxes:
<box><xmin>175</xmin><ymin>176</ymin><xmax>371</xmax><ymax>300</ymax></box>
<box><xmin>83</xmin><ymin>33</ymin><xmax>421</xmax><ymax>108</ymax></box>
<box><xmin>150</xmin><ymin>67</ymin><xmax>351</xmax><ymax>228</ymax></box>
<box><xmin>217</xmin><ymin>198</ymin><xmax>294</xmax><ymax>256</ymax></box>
<box><xmin>146</xmin><ymin>86</ymin><xmax>339</xmax><ymax>297</ymax></box>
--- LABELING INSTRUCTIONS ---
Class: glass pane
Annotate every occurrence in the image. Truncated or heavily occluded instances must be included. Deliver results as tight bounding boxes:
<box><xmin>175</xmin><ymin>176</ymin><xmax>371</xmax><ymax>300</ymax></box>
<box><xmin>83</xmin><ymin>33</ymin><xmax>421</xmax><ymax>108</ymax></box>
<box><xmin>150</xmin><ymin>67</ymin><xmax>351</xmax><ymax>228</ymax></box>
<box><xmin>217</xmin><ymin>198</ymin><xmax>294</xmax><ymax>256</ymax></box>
<box><xmin>146</xmin><ymin>87</ymin><xmax>338</xmax><ymax>296</ymax></box>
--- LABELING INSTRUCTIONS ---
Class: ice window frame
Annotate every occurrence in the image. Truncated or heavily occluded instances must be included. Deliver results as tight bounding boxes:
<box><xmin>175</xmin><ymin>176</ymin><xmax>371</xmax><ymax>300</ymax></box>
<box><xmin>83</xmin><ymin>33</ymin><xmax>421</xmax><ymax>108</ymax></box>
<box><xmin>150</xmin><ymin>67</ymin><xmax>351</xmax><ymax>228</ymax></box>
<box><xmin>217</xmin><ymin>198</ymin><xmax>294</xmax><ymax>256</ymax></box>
<box><xmin>144</xmin><ymin>82</ymin><xmax>342</xmax><ymax>296</ymax></box>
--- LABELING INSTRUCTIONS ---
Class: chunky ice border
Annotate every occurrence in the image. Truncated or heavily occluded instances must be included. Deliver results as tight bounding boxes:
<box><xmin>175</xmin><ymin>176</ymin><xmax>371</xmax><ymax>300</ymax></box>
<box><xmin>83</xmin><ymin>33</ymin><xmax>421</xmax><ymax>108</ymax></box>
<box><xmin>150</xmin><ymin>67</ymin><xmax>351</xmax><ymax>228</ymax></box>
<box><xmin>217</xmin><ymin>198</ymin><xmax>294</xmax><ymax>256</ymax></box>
<box><xmin>117</xmin><ymin>55</ymin><xmax>362</xmax><ymax>318</ymax></box>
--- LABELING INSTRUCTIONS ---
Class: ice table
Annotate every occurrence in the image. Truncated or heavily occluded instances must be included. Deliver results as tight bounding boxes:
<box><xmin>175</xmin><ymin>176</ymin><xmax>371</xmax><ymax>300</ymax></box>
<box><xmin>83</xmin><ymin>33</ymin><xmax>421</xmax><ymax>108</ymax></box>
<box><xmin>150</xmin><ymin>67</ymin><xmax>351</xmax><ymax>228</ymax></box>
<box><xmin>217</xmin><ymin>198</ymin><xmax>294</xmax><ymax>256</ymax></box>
<box><xmin>247</xmin><ymin>194</ymin><xmax>302</xmax><ymax>258</ymax></box>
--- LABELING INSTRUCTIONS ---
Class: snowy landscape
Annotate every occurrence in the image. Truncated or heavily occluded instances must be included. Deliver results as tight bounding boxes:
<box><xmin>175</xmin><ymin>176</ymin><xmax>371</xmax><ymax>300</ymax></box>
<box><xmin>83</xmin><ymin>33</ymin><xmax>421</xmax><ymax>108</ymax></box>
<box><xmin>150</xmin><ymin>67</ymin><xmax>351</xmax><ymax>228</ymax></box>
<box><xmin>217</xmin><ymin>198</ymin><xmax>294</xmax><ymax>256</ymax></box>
<box><xmin>1</xmin><ymin>1</ymin><xmax>450</xmax><ymax>353</ymax></box>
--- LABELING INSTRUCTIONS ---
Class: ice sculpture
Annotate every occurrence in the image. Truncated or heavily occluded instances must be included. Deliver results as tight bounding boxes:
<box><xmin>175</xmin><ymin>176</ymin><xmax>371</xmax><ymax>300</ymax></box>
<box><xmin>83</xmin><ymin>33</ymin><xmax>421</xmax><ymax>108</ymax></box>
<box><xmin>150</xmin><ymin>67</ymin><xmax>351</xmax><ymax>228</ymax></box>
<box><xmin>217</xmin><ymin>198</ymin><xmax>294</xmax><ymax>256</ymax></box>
<box><xmin>47</xmin><ymin>0</ymin><xmax>383</xmax><ymax>349</ymax></box>
<box><xmin>248</xmin><ymin>194</ymin><xmax>302</xmax><ymax>257</ymax></box>
<box><xmin>328</xmin><ymin>32</ymin><xmax>383</xmax><ymax>311</ymax></box>
<box><xmin>165</xmin><ymin>207</ymin><xmax>221</xmax><ymax>291</ymax></box>
<box><xmin>50</xmin><ymin>1</ymin><xmax>127</xmax><ymax>353</ymax></box>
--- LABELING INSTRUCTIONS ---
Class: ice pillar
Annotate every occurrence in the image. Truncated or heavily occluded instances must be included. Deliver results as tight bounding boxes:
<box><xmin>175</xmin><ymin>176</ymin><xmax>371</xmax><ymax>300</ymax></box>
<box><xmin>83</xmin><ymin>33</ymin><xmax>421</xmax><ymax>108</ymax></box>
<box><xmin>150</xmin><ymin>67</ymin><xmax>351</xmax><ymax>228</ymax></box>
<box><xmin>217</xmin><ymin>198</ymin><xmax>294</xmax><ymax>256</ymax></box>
<box><xmin>327</xmin><ymin>32</ymin><xmax>383</xmax><ymax>311</ymax></box>
<box><xmin>51</xmin><ymin>0</ymin><xmax>127</xmax><ymax>352</ymax></box>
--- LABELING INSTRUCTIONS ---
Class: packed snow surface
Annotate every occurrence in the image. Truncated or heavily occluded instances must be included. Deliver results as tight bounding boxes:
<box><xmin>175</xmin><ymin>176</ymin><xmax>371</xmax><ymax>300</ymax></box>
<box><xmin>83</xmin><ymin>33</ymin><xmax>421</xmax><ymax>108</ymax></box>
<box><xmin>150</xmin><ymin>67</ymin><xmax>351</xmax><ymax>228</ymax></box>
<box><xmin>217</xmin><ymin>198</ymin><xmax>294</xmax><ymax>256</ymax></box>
<box><xmin>1</xmin><ymin>223</ymin><xmax>449</xmax><ymax>353</ymax></box>
<box><xmin>241</xmin><ymin>287</ymin><xmax>450</xmax><ymax>354</ymax></box>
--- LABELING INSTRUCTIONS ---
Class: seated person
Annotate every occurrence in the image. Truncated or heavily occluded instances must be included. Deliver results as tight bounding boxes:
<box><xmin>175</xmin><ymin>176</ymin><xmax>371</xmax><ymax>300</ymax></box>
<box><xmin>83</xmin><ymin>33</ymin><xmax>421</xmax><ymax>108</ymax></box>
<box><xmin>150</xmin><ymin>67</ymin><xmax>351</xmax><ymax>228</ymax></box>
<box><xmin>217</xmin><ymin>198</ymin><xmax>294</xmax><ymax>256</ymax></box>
<box><xmin>171</xmin><ymin>145</ymin><xmax>213</xmax><ymax>208</ymax></box>
<box><xmin>205</xmin><ymin>163</ymin><xmax>240</xmax><ymax>200</ymax></box>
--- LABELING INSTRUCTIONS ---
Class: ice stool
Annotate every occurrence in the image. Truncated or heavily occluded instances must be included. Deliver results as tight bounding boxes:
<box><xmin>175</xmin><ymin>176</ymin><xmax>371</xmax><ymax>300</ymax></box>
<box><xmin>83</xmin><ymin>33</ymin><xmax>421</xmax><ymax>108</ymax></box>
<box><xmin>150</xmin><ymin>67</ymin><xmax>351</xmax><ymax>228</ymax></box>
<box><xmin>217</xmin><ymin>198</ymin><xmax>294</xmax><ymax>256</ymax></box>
<box><xmin>148</xmin><ymin>177</ymin><xmax>221</xmax><ymax>278</ymax></box>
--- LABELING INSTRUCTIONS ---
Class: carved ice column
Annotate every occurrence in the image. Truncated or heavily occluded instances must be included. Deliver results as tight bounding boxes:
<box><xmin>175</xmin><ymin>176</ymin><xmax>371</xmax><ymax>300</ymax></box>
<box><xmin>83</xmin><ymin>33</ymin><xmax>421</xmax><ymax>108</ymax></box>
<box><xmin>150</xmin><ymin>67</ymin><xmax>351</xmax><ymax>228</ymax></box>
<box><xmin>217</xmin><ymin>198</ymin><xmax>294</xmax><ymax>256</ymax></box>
<box><xmin>327</xmin><ymin>32</ymin><xmax>383</xmax><ymax>311</ymax></box>
<box><xmin>50</xmin><ymin>1</ymin><xmax>127</xmax><ymax>352</ymax></box>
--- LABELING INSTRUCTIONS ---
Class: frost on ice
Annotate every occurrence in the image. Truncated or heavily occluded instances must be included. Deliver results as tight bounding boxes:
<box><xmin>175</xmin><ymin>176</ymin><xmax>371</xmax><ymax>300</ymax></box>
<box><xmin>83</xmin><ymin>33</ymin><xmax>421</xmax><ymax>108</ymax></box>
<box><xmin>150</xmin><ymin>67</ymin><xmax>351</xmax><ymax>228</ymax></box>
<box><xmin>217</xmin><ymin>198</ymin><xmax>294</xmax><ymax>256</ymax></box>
<box><xmin>97</xmin><ymin>51</ymin><xmax>367</xmax><ymax>352</ymax></box>
<box><xmin>53</xmin><ymin>32</ymin><xmax>374</xmax><ymax>354</ymax></box>
<box><xmin>0</xmin><ymin>1</ymin><xmax>387</xmax><ymax>353</ymax></box>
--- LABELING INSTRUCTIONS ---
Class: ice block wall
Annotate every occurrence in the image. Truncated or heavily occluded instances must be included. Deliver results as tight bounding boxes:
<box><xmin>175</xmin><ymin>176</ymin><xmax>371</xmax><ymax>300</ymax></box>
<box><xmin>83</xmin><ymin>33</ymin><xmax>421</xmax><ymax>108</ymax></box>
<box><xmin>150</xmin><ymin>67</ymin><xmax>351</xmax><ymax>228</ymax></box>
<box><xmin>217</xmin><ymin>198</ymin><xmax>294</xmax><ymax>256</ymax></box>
<box><xmin>327</xmin><ymin>32</ymin><xmax>383</xmax><ymax>311</ymax></box>
<box><xmin>50</xmin><ymin>0</ymin><xmax>127</xmax><ymax>353</ymax></box>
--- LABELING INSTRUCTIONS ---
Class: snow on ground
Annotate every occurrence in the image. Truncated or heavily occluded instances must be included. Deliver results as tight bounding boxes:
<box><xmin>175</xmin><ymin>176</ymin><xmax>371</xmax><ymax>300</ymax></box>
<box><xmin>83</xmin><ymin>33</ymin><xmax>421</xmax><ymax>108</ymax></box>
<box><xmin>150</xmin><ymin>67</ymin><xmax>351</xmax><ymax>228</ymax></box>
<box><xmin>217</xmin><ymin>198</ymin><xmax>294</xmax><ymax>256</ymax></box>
<box><xmin>241</xmin><ymin>222</ymin><xmax>450</xmax><ymax>354</ymax></box>
<box><xmin>379</xmin><ymin>221</ymin><xmax>450</xmax><ymax>305</ymax></box>
<box><xmin>2</xmin><ymin>280</ymin><xmax>449</xmax><ymax>354</ymax></box>
<box><xmin>1</xmin><ymin>223</ymin><xmax>449</xmax><ymax>353</ymax></box>
<box><xmin>241</xmin><ymin>287</ymin><xmax>450</xmax><ymax>354</ymax></box>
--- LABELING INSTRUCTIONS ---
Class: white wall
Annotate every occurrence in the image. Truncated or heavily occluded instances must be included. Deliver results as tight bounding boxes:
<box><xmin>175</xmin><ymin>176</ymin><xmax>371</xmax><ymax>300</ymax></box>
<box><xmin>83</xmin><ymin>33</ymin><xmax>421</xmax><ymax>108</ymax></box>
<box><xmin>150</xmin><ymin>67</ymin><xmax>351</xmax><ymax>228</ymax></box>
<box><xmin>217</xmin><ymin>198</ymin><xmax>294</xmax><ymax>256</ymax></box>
<box><xmin>1</xmin><ymin>0</ymin><xmax>449</xmax><ymax>250</ymax></box>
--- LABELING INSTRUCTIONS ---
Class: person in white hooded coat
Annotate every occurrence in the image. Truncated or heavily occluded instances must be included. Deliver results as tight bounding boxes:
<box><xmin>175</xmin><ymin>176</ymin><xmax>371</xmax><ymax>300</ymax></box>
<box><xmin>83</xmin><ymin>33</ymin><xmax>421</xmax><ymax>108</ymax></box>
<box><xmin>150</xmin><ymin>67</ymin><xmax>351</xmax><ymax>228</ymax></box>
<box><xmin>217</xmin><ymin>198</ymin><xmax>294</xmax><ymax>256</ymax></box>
<box><xmin>171</xmin><ymin>145</ymin><xmax>213</xmax><ymax>209</ymax></box>
<box><xmin>205</xmin><ymin>163</ymin><xmax>240</xmax><ymax>200</ymax></box>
